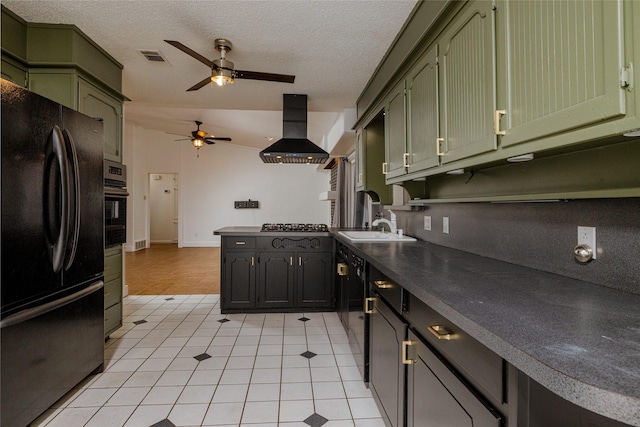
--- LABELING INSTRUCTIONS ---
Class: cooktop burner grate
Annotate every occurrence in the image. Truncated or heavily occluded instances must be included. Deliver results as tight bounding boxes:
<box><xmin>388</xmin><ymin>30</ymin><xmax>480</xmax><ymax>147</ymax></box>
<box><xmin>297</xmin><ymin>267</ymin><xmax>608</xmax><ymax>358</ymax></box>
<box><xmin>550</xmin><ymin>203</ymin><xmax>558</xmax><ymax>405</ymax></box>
<box><xmin>261</xmin><ymin>223</ymin><xmax>328</xmax><ymax>232</ymax></box>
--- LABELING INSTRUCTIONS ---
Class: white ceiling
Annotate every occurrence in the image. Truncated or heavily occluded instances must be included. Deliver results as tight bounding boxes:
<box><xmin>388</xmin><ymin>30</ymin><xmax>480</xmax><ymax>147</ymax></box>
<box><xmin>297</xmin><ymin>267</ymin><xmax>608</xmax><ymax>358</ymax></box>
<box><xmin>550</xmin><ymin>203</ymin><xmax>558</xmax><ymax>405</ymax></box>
<box><xmin>3</xmin><ymin>0</ymin><xmax>418</xmax><ymax>150</ymax></box>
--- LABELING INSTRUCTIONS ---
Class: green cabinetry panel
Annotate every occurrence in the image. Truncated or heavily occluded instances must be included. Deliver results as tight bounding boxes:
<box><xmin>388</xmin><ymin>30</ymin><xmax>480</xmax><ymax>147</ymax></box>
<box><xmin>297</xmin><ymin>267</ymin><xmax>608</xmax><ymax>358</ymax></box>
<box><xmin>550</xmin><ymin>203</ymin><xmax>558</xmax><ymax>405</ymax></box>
<box><xmin>384</xmin><ymin>80</ymin><xmax>407</xmax><ymax>179</ymax></box>
<box><xmin>407</xmin><ymin>44</ymin><xmax>440</xmax><ymax>173</ymax></box>
<box><xmin>79</xmin><ymin>78</ymin><xmax>123</xmax><ymax>162</ymax></box>
<box><xmin>356</xmin><ymin>112</ymin><xmax>393</xmax><ymax>204</ymax></box>
<box><xmin>439</xmin><ymin>0</ymin><xmax>497</xmax><ymax>163</ymax></box>
<box><xmin>497</xmin><ymin>0</ymin><xmax>625</xmax><ymax>148</ymax></box>
<box><xmin>104</xmin><ymin>245</ymin><xmax>123</xmax><ymax>338</ymax></box>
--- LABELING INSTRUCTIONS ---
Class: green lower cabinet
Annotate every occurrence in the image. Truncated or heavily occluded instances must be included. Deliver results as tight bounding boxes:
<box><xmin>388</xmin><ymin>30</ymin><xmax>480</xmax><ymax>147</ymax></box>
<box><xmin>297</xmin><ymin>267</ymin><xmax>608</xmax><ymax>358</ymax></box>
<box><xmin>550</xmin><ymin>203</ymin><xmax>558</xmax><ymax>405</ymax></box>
<box><xmin>258</xmin><ymin>251</ymin><xmax>295</xmax><ymax>309</ymax></box>
<box><xmin>104</xmin><ymin>245</ymin><xmax>123</xmax><ymax>339</ymax></box>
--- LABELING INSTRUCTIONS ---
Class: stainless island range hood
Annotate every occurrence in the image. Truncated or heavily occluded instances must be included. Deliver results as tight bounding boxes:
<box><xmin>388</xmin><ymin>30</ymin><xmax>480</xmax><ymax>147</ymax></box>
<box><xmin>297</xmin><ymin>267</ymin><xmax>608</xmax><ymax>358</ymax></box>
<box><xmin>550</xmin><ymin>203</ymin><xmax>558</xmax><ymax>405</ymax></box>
<box><xmin>259</xmin><ymin>94</ymin><xmax>329</xmax><ymax>164</ymax></box>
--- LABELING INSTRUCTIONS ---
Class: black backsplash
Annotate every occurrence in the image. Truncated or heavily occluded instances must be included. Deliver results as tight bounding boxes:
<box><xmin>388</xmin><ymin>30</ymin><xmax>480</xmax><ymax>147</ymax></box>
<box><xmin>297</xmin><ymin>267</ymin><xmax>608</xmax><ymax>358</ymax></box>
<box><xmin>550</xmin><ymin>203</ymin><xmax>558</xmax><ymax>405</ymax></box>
<box><xmin>386</xmin><ymin>198</ymin><xmax>640</xmax><ymax>295</ymax></box>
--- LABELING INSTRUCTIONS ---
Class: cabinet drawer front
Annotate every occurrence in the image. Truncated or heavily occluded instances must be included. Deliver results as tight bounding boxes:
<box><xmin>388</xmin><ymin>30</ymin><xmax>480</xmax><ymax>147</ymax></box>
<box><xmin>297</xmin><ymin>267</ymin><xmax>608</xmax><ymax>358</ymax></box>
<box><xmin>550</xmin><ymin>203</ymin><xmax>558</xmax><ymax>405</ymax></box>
<box><xmin>257</xmin><ymin>236</ymin><xmax>333</xmax><ymax>252</ymax></box>
<box><xmin>406</xmin><ymin>294</ymin><xmax>504</xmax><ymax>405</ymax></box>
<box><xmin>224</xmin><ymin>236</ymin><xmax>256</xmax><ymax>249</ymax></box>
<box><xmin>104</xmin><ymin>252</ymin><xmax>122</xmax><ymax>282</ymax></box>
<box><xmin>104</xmin><ymin>302</ymin><xmax>122</xmax><ymax>336</ymax></box>
<box><xmin>104</xmin><ymin>277</ymin><xmax>122</xmax><ymax>308</ymax></box>
<box><xmin>369</xmin><ymin>266</ymin><xmax>403</xmax><ymax>313</ymax></box>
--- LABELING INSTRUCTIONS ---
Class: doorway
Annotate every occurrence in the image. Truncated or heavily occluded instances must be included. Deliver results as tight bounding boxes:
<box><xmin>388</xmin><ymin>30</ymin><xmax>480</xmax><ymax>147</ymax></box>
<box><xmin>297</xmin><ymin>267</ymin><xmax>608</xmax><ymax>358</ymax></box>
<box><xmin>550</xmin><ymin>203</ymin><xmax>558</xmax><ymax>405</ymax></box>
<box><xmin>149</xmin><ymin>173</ymin><xmax>178</xmax><ymax>244</ymax></box>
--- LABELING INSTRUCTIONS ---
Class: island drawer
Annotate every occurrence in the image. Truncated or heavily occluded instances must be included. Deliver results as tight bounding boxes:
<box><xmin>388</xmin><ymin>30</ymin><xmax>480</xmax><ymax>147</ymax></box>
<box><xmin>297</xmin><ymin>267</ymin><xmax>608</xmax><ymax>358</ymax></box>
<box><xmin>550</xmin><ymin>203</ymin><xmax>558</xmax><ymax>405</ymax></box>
<box><xmin>405</xmin><ymin>293</ymin><xmax>505</xmax><ymax>405</ymax></box>
<box><xmin>224</xmin><ymin>236</ymin><xmax>256</xmax><ymax>249</ymax></box>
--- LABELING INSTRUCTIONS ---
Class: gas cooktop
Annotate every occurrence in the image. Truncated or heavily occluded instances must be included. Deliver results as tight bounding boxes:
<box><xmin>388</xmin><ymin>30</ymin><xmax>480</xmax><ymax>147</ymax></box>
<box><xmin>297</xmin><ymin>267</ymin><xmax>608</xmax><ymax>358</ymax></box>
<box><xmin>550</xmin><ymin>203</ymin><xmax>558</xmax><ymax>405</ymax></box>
<box><xmin>261</xmin><ymin>223</ymin><xmax>329</xmax><ymax>232</ymax></box>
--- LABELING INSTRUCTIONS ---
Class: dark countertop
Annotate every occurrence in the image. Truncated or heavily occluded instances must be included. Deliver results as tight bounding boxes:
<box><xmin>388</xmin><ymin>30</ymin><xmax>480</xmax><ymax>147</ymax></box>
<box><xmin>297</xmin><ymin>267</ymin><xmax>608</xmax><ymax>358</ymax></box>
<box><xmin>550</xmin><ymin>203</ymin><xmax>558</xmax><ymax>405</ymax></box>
<box><xmin>332</xmin><ymin>232</ymin><xmax>640</xmax><ymax>427</ymax></box>
<box><xmin>215</xmin><ymin>226</ymin><xmax>640</xmax><ymax>425</ymax></box>
<box><xmin>214</xmin><ymin>226</ymin><xmax>331</xmax><ymax>238</ymax></box>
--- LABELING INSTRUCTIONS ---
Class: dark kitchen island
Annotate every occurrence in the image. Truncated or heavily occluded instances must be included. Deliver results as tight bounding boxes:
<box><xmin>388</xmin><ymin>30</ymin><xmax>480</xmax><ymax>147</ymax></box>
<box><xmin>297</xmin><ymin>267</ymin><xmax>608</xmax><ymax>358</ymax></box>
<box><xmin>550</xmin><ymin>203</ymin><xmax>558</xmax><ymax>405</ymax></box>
<box><xmin>215</xmin><ymin>226</ymin><xmax>334</xmax><ymax>313</ymax></box>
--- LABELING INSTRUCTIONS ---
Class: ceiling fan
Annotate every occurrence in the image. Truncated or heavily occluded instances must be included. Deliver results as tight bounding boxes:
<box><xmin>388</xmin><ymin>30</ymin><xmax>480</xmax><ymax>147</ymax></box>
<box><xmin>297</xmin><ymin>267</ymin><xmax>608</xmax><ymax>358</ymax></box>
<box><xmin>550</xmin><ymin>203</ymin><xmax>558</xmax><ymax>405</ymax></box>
<box><xmin>165</xmin><ymin>38</ymin><xmax>296</xmax><ymax>91</ymax></box>
<box><xmin>173</xmin><ymin>121</ymin><xmax>231</xmax><ymax>156</ymax></box>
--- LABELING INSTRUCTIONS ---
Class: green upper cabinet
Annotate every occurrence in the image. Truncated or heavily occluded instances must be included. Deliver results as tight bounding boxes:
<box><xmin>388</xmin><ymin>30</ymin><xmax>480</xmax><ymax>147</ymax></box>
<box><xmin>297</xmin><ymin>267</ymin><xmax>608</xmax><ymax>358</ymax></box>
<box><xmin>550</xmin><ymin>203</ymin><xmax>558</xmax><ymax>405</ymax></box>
<box><xmin>356</xmin><ymin>111</ymin><xmax>393</xmax><ymax>204</ymax></box>
<box><xmin>439</xmin><ymin>0</ymin><xmax>497</xmax><ymax>164</ymax></box>
<box><xmin>23</xmin><ymin>22</ymin><xmax>126</xmax><ymax>162</ymax></box>
<box><xmin>406</xmin><ymin>44</ymin><xmax>440</xmax><ymax>173</ymax></box>
<box><xmin>384</xmin><ymin>80</ymin><xmax>407</xmax><ymax>180</ymax></box>
<box><xmin>355</xmin><ymin>129</ymin><xmax>365</xmax><ymax>192</ymax></box>
<box><xmin>78</xmin><ymin>78</ymin><xmax>123</xmax><ymax>161</ymax></box>
<box><xmin>496</xmin><ymin>0</ymin><xmax>626</xmax><ymax>148</ymax></box>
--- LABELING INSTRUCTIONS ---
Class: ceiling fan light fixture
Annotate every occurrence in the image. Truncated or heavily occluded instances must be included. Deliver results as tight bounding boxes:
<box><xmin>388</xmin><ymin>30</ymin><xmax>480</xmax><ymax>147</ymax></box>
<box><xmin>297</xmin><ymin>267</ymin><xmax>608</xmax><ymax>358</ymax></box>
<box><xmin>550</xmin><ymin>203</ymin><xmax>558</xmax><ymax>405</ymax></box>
<box><xmin>192</xmin><ymin>137</ymin><xmax>205</xmax><ymax>148</ymax></box>
<box><xmin>212</xmin><ymin>58</ymin><xmax>234</xmax><ymax>86</ymax></box>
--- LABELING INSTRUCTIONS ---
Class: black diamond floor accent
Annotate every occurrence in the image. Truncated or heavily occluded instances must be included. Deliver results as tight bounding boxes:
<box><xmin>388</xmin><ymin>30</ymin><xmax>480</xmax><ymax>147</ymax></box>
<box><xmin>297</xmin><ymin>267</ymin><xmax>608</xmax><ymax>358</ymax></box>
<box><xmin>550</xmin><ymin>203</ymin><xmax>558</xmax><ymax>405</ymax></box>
<box><xmin>304</xmin><ymin>413</ymin><xmax>328</xmax><ymax>427</ymax></box>
<box><xmin>149</xmin><ymin>419</ymin><xmax>176</xmax><ymax>427</ymax></box>
<box><xmin>165</xmin><ymin>297</ymin><xmax>175</xmax><ymax>301</ymax></box>
<box><xmin>133</xmin><ymin>319</ymin><xmax>147</xmax><ymax>325</ymax></box>
<box><xmin>194</xmin><ymin>353</ymin><xmax>211</xmax><ymax>362</ymax></box>
<box><xmin>218</xmin><ymin>318</ymin><xmax>230</xmax><ymax>323</ymax></box>
<box><xmin>298</xmin><ymin>316</ymin><xmax>311</xmax><ymax>322</ymax></box>
<box><xmin>300</xmin><ymin>351</ymin><xmax>317</xmax><ymax>359</ymax></box>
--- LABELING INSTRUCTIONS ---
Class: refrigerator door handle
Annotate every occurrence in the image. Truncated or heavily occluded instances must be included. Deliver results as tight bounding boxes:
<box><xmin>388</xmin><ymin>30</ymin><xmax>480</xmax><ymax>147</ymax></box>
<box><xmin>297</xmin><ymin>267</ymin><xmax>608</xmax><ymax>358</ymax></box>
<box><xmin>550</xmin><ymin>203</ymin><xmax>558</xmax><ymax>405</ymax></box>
<box><xmin>43</xmin><ymin>125</ymin><xmax>71</xmax><ymax>273</ymax></box>
<box><xmin>0</xmin><ymin>281</ymin><xmax>104</xmax><ymax>329</ymax></box>
<box><xmin>62</xmin><ymin>129</ymin><xmax>80</xmax><ymax>270</ymax></box>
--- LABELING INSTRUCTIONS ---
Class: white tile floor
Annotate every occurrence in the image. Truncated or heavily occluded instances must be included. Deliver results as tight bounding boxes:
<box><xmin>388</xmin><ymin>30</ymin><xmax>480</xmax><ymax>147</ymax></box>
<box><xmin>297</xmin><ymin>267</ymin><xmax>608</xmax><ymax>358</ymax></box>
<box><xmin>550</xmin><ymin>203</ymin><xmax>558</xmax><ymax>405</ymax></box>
<box><xmin>31</xmin><ymin>295</ymin><xmax>384</xmax><ymax>427</ymax></box>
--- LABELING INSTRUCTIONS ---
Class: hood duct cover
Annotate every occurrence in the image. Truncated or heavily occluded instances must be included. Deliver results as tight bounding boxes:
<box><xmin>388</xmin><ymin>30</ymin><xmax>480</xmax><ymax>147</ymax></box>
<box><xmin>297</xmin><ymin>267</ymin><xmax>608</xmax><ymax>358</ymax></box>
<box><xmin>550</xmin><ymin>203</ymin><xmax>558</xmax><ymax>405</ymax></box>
<box><xmin>260</xmin><ymin>94</ymin><xmax>329</xmax><ymax>164</ymax></box>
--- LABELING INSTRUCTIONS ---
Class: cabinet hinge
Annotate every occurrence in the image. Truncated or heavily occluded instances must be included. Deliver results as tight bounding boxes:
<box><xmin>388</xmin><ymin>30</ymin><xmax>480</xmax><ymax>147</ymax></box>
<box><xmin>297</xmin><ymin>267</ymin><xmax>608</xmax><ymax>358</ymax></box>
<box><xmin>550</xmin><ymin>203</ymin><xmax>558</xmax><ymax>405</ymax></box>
<box><xmin>621</xmin><ymin>63</ymin><xmax>634</xmax><ymax>91</ymax></box>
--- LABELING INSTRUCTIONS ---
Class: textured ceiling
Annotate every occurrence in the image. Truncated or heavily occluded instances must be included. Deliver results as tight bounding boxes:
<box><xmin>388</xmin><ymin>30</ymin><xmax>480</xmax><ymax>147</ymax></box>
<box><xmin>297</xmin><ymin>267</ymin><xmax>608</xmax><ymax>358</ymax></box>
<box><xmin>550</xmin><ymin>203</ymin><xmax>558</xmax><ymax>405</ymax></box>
<box><xmin>3</xmin><ymin>0</ymin><xmax>418</xmax><ymax>149</ymax></box>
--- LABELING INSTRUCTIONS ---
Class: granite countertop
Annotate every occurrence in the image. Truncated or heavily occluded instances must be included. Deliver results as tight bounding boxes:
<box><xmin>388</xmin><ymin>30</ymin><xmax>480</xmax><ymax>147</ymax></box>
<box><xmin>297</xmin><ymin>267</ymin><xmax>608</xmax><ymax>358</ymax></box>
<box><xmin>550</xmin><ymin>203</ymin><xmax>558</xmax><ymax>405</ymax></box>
<box><xmin>332</xmin><ymin>232</ymin><xmax>640</xmax><ymax>427</ymax></box>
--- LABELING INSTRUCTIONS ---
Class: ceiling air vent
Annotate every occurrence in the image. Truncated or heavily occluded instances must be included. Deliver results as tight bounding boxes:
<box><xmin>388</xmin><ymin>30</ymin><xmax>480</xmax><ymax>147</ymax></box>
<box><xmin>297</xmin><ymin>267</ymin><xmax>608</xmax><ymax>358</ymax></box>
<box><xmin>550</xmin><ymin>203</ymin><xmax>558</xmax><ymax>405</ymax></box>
<box><xmin>137</xmin><ymin>49</ymin><xmax>169</xmax><ymax>63</ymax></box>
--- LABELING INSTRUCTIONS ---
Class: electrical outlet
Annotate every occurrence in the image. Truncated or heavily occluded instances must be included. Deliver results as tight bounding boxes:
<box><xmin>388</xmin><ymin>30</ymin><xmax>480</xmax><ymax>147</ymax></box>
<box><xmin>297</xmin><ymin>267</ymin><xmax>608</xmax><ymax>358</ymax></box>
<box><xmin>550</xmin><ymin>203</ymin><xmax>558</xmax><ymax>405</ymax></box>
<box><xmin>577</xmin><ymin>226</ymin><xmax>596</xmax><ymax>259</ymax></box>
<box><xmin>443</xmin><ymin>217</ymin><xmax>450</xmax><ymax>234</ymax></box>
<box><xmin>424</xmin><ymin>216</ymin><xmax>432</xmax><ymax>231</ymax></box>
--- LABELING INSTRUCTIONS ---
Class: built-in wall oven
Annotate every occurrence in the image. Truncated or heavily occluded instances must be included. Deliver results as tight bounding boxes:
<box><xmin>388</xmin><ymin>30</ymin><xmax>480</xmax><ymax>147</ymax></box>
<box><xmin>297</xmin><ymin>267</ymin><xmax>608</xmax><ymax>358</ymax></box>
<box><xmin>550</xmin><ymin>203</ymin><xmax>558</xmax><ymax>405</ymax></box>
<box><xmin>104</xmin><ymin>160</ymin><xmax>128</xmax><ymax>248</ymax></box>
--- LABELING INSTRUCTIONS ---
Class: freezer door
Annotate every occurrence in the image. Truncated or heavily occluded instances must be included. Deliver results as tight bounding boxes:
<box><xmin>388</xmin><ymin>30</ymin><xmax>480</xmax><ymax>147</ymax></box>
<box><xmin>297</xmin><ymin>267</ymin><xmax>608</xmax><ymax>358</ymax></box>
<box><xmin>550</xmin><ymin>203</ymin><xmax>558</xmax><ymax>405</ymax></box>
<box><xmin>60</xmin><ymin>106</ymin><xmax>104</xmax><ymax>288</ymax></box>
<box><xmin>1</xmin><ymin>80</ymin><xmax>64</xmax><ymax>316</ymax></box>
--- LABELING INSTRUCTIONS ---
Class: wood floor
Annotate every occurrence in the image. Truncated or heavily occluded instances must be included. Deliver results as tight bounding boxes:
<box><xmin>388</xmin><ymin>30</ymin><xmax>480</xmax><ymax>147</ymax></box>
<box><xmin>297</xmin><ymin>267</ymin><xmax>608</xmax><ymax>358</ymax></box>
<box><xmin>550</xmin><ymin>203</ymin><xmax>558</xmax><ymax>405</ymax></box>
<box><xmin>125</xmin><ymin>244</ymin><xmax>220</xmax><ymax>295</ymax></box>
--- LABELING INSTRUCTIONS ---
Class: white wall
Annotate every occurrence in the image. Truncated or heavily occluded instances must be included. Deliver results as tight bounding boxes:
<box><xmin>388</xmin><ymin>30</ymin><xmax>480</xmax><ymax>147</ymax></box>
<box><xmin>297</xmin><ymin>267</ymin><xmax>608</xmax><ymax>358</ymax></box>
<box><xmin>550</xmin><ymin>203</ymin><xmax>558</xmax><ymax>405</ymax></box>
<box><xmin>124</xmin><ymin>123</ymin><xmax>332</xmax><ymax>249</ymax></box>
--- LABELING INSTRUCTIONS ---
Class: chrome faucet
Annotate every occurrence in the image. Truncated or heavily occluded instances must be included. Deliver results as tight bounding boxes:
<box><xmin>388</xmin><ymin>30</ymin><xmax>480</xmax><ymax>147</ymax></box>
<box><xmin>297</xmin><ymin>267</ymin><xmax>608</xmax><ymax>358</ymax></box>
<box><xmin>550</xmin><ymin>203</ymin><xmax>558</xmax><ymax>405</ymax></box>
<box><xmin>372</xmin><ymin>210</ymin><xmax>397</xmax><ymax>234</ymax></box>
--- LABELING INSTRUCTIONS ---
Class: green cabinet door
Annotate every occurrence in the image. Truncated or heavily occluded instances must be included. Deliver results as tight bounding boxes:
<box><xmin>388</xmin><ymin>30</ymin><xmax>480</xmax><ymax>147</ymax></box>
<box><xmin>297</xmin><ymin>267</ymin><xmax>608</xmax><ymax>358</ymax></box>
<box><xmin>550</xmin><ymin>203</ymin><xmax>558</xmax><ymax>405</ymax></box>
<box><xmin>497</xmin><ymin>0</ymin><xmax>625</xmax><ymax>148</ymax></box>
<box><xmin>439</xmin><ymin>0</ymin><xmax>497</xmax><ymax>164</ymax></box>
<box><xmin>78</xmin><ymin>78</ymin><xmax>123</xmax><ymax>162</ymax></box>
<box><xmin>406</xmin><ymin>44</ymin><xmax>440</xmax><ymax>173</ymax></box>
<box><xmin>355</xmin><ymin>129</ymin><xmax>365</xmax><ymax>192</ymax></box>
<box><xmin>384</xmin><ymin>80</ymin><xmax>408</xmax><ymax>179</ymax></box>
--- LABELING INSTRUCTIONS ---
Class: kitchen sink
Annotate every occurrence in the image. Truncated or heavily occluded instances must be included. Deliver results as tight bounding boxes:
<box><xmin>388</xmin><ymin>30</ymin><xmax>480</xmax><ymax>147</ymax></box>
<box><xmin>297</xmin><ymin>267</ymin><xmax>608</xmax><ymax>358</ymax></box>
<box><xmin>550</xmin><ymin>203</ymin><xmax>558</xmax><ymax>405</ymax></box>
<box><xmin>338</xmin><ymin>231</ymin><xmax>417</xmax><ymax>242</ymax></box>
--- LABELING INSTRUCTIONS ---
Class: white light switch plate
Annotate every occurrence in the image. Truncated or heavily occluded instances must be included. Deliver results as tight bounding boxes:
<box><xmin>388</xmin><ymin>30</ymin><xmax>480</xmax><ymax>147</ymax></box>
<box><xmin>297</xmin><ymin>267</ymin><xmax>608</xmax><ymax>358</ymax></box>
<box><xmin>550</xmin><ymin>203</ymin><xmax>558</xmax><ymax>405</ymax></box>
<box><xmin>577</xmin><ymin>226</ymin><xmax>596</xmax><ymax>259</ymax></box>
<box><xmin>424</xmin><ymin>216</ymin><xmax>432</xmax><ymax>231</ymax></box>
<box><xmin>443</xmin><ymin>217</ymin><xmax>450</xmax><ymax>234</ymax></box>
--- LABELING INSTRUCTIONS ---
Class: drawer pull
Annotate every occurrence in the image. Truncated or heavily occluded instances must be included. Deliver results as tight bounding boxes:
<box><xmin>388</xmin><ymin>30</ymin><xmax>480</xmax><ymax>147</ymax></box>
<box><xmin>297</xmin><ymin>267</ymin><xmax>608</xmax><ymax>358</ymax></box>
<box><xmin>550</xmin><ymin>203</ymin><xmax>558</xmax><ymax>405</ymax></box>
<box><xmin>365</xmin><ymin>297</ymin><xmax>376</xmax><ymax>314</ymax></box>
<box><xmin>104</xmin><ymin>292</ymin><xmax>110</xmax><ymax>296</ymax></box>
<box><xmin>235</xmin><ymin>241</ymin><xmax>246</xmax><ymax>245</ymax></box>
<box><xmin>104</xmin><ymin>318</ymin><xmax>109</xmax><ymax>323</ymax></box>
<box><xmin>402</xmin><ymin>340</ymin><xmax>415</xmax><ymax>365</ymax></box>
<box><xmin>374</xmin><ymin>280</ymin><xmax>393</xmax><ymax>289</ymax></box>
<box><xmin>428</xmin><ymin>325</ymin><xmax>454</xmax><ymax>340</ymax></box>
<box><xmin>337</xmin><ymin>263</ymin><xmax>348</xmax><ymax>276</ymax></box>
<box><xmin>251</xmin><ymin>256</ymin><xmax>254</xmax><ymax>266</ymax></box>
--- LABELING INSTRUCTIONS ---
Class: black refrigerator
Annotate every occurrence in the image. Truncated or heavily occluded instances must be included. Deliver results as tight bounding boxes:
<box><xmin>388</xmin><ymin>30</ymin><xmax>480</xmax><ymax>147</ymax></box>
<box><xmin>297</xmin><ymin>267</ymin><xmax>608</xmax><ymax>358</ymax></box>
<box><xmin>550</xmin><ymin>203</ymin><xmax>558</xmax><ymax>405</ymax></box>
<box><xmin>1</xmin><ymin>79</ymin><xmax>105</xmax><ymax>426</ymax></box>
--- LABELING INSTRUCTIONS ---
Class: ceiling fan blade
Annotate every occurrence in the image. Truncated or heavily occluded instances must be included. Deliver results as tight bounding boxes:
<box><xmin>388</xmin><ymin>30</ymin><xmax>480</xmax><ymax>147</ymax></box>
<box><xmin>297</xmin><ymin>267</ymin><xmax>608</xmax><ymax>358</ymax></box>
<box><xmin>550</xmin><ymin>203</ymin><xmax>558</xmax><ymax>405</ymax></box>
<box><xmin>164</xmin><ymin>40</ymin><xmax>217</xmax><ymax>69</ymax></box>
<box><xmin>234</xmin><ymin>69</ymin><xmax>295</xmax><ymax>84</ymax></box>
<box><xmin>205</xmin><ymin>137</ymin><xmax>232</xmax><ymax>142</ymax></box>
<box><xmin>187</xmin><ymin>76</ymin><xmax>213</xmax><ymax>92</ymax></box>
